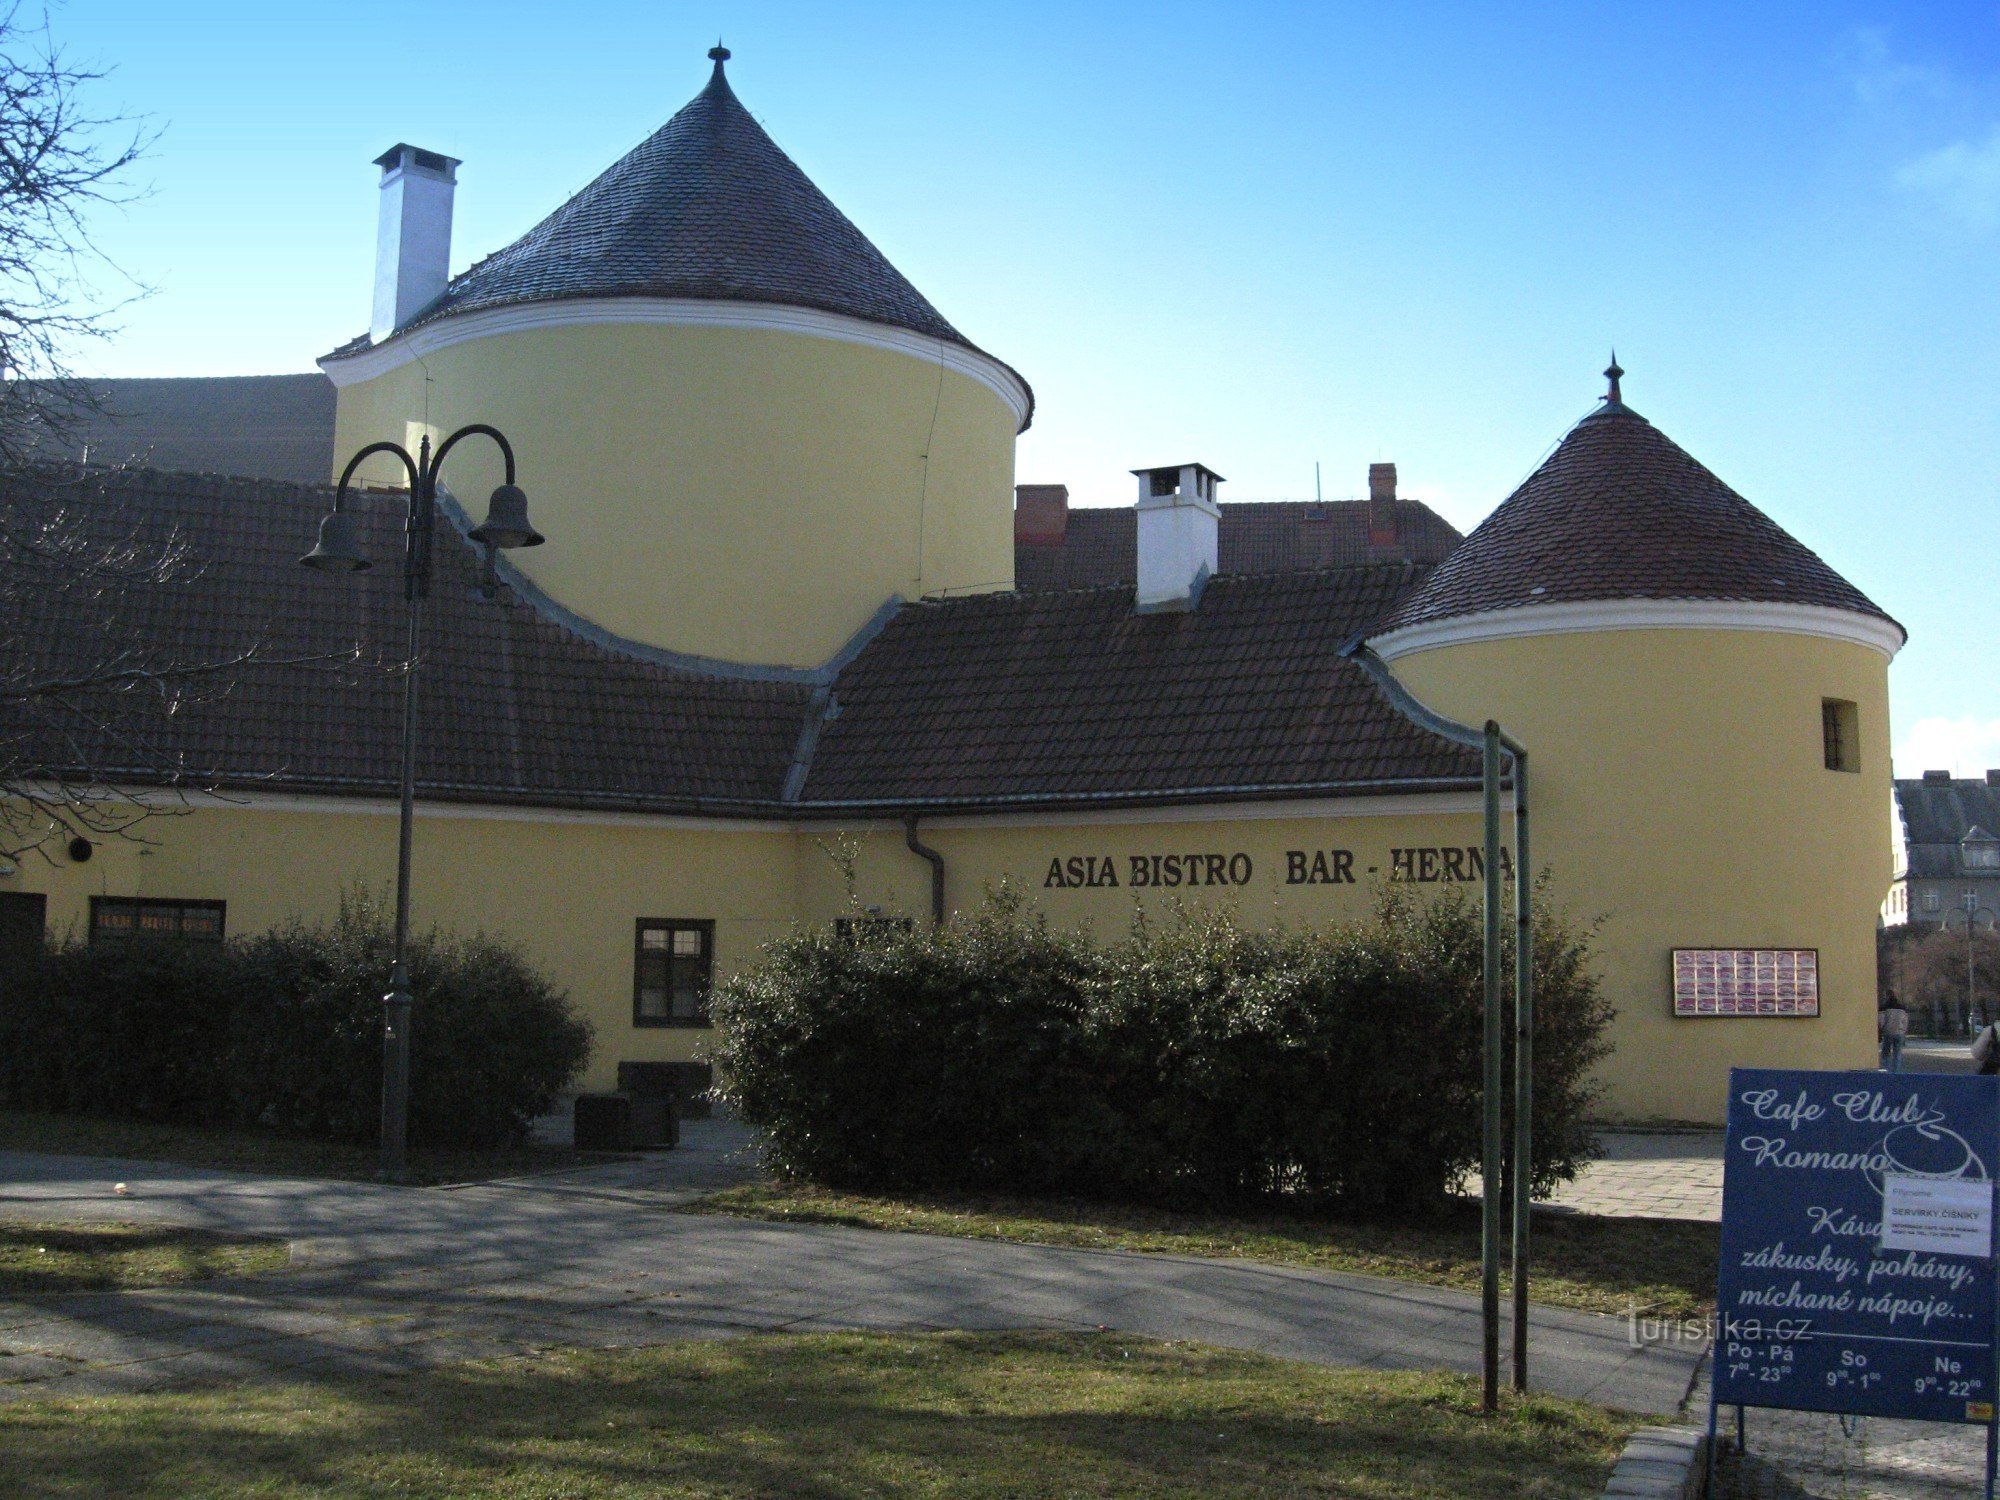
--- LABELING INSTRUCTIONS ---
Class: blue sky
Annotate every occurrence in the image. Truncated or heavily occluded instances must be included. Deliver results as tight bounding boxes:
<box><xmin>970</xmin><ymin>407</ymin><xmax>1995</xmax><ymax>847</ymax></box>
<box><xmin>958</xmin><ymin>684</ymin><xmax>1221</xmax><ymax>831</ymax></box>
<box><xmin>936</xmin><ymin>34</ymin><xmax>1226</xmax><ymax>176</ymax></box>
<box><xmin>60</xmin><ymin>2</ymin><xmax>2000</xmax><ymax>774</ymax></box>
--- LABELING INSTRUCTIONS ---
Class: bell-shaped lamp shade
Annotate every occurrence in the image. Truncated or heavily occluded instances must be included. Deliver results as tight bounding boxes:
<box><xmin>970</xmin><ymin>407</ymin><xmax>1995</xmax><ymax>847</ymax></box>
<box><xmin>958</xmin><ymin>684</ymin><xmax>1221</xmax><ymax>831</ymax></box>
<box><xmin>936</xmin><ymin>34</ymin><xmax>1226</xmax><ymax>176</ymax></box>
<box><xmin>469</xmin><ymin>484</ymin><xmax>544</xmax><ymax>549</ymax></box>
<box><xmin>300</xmin><ymin>508</ymin><xmax>371</xmax><ymax>573</ymax></box>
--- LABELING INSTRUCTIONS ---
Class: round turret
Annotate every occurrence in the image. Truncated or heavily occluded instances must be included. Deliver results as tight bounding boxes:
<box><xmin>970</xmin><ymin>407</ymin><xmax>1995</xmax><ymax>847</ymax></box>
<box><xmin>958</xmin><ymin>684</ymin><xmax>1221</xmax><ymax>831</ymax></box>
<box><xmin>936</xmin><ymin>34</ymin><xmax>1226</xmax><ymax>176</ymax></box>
<box><xmin>1372</xmin><ymin>367</ymin><xmax>1903</xmax><ymax>1119</ymax></box>
<box><xmin>323</xmin><ymin>51</ymin><xmax>1031</xmax><ymax>668</ymax></box>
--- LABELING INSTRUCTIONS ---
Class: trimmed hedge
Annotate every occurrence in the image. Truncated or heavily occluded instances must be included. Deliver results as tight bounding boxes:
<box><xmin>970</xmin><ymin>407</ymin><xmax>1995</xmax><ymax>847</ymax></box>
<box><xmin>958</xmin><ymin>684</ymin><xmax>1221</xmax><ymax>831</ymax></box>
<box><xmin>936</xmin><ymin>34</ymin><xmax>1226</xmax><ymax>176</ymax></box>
<box><xmin>0</xmin><ymin>892</ymin><xmax>591</xmax><ymax>1149</ymax></box>
<box><xmin>712</xmin><ymin>886</ymin><xmax>1611</xmax><ymax>1215</ymax></box>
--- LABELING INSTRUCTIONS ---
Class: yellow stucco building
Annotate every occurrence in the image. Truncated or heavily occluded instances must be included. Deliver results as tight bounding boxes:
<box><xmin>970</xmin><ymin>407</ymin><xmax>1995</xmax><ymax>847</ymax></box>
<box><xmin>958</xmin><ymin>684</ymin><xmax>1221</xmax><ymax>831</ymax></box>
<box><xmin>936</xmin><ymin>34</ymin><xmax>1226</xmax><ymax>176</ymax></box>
<box><xmin>1</xmin><ymin>52</ymin><xmax>1902</xmax><ymax>1124</ymax></box>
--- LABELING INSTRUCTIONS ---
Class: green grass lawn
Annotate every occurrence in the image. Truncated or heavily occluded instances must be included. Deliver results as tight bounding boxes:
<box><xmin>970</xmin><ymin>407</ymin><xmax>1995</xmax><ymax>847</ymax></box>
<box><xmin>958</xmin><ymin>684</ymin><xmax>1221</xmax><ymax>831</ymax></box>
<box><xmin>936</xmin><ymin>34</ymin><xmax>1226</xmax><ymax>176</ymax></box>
<box><xmin>0</xmin><ymin>1331</ymin><xmax>1637</xmax><ymax>1498</ymax></box>
<box><xmin>687</xmin><ymin>1182</ymin><xmax>1718</xmax><ymax>1320</ymax></box>
<box><xmin>0</xmin><ymin>1111</ymin><xmax>630</xmax><ymax>1187</ymax></box>
<box><xmin>0</xmin><ymin>1221</ymin><xmax>289</xmax><ymax>1296</ymax></box>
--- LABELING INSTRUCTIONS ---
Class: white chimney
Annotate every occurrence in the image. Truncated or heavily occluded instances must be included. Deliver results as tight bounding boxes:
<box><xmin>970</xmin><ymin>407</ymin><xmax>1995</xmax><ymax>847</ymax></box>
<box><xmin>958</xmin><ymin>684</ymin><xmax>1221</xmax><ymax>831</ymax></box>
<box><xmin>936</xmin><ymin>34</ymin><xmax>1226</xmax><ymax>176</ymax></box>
<box><xmin>370</xmin><ymin>144</ymin><xmax>460</xmax><ymax>343</ymax></box>
<box><xmin>1132</xmin><ymin>463</ymin><xmax>1222</xmax><ymax>612</ymax></box>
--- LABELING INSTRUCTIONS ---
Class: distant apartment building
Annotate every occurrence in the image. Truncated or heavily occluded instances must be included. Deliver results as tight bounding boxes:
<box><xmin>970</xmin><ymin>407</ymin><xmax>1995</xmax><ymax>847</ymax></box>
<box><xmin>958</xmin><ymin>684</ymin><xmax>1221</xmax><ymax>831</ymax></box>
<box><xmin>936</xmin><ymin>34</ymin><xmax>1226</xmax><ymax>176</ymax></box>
<box><xmin>1885</xmin><ymin>770</ymin><xmax>2000</xmax><ymax>926</ymax></box>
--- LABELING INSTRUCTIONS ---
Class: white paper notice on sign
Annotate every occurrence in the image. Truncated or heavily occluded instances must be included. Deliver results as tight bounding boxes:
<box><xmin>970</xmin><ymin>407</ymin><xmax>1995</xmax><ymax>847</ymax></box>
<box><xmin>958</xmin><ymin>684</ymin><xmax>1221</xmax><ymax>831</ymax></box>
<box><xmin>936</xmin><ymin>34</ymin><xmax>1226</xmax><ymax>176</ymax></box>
<box><xmin>1881</xmin><ymin>1174</ymin><xmax>1995</xmax><ymax>1259</ymax></box>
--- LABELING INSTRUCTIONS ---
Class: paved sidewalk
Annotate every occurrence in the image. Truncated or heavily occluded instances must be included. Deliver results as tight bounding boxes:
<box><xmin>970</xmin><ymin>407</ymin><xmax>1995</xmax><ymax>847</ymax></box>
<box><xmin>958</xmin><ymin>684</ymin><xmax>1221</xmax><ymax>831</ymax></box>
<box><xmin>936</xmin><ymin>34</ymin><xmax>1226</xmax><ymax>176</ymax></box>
<box><xmin>0</xmin><ymin>1121</ymin><xmax>1702</xmax><ymax>1415</ymax></box>
<box><xmin>1904</xmin><ymin>1039</ymin><xmax>1977</xmax><ymax>1076</ymax></box>
<box><xmin>1463</xmin><ymin>1128</ymin><xmax>1726</xmax><ymax>1220</ymax></box>
<box><xmin>1541</xmin><ymin>1131</ymin><xmax>1725</xmax><ymax>1221</ymax></box>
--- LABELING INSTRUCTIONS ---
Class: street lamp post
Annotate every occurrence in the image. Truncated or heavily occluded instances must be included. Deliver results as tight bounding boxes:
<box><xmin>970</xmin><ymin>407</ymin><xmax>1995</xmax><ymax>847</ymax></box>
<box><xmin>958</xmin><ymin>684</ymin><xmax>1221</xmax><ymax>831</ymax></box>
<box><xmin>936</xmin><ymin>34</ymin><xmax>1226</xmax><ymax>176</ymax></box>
<box><xmin>1948</xmin><ymin>893</ymin><xmax>1997</xmax><ymax>1038</ymax></box>
<box><xmin>300</xmin><ymin>424</ymin><xmax>543</xmax><ymax>1179</ymax></box>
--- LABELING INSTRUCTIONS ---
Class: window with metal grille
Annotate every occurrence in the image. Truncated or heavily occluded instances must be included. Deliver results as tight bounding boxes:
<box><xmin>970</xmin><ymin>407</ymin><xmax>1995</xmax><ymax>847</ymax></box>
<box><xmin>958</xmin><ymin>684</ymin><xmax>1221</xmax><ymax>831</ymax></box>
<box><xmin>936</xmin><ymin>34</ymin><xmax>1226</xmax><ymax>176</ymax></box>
<box><xmin>1822</xmin><ymin>698</ymin><xmax>1860</xmax><ymax>772</ymax></box>
<box><xmin>633</xmin><ymin>919</ymin><xmax>713</xmax><ymax>1027</ymax></box>
<box><xmin>89</xmin><ymin>897</ymin><xmax>224</xmax><ymax>944</ymax></box>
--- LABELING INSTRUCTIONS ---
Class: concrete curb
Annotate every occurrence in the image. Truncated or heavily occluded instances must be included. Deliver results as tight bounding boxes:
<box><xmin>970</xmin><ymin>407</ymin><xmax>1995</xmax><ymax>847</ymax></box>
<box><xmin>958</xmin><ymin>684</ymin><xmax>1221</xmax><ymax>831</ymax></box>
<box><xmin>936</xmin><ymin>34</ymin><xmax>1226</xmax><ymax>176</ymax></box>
<box><xmin>1600</xmin><ymin>1425</ymin><xmax>1709</xmax><ymax>1498</ymax></box>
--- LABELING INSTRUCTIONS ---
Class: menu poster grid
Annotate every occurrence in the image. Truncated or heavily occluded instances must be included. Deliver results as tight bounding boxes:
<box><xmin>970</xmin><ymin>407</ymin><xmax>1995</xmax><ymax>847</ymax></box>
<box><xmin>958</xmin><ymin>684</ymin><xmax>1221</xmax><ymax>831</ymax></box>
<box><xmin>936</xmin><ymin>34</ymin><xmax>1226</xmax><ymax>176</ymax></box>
<box><xmin>1673</xmin><ymin>948</ymin><xmax>1820</xmax><ymax>1018</ymax></box>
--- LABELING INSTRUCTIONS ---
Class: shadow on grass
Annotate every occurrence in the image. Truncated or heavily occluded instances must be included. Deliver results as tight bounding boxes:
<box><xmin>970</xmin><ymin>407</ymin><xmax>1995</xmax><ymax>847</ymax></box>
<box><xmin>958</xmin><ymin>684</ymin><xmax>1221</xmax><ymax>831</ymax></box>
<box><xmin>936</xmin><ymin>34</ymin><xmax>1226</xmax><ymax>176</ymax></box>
<box><xmin>0</xmin><ymin>1111</ymin><xmax>630</xmax><ymax>1186</ymax></box>
<box><xmin>0</xmin><ymin>1221</ymin><xmax>288</xmax><ymax>1296</ymax></box>
<box><xmin>0</xmin><ymin>1331</ymin><xmax>1634</xmax><ymax>1499</ymax></box>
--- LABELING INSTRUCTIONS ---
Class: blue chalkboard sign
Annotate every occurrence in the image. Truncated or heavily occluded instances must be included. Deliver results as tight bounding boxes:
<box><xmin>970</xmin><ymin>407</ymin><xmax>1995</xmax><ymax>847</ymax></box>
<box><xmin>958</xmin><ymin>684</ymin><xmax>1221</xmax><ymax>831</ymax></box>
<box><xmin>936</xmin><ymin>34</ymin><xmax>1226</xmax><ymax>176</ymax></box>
<box><xmin>1715</xmin><ymin>1068</ymin><xmax>1998</xmax><ymax>1425</ymax></box>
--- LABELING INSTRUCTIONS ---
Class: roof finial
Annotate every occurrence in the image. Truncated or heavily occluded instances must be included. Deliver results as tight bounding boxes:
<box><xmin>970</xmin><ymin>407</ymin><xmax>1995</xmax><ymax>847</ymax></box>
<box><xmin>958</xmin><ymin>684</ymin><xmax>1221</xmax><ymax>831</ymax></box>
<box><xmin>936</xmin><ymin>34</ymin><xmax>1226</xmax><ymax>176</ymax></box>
<box><xmin>1603</xmin><ymin>351</ymin><xmax>1624</xmax><ymax>407</ymax></box>
<box><xmin>708</xmin><ymin>41</ymin><xmax>730</xmax><ymax>70</ymax></box>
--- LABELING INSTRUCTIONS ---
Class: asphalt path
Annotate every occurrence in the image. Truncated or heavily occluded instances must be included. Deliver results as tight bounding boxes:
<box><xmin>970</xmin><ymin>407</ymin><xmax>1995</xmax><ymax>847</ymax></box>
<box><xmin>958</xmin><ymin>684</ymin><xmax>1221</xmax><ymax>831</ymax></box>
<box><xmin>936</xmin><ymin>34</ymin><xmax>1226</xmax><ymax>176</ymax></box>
<box><xmin>0</xmin><ymin>1122</ymin><xmax>1703</xmax><ymax>1416</ymax></box>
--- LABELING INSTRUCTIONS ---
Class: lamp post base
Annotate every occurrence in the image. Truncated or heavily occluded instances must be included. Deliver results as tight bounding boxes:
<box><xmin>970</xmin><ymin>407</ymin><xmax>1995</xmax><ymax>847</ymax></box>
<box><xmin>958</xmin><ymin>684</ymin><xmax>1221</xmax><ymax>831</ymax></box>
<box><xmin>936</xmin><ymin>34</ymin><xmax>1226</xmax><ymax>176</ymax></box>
<box><xmin>380</xmin><ymin>981</ymin><xmax>412</xmax><ymax>1182</ymax></box>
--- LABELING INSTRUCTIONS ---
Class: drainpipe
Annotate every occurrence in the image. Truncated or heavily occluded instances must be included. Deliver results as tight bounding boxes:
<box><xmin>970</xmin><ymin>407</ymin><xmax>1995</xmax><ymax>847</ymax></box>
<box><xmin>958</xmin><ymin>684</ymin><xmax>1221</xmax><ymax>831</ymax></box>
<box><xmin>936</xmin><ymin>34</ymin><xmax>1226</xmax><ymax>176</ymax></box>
<box><xmin>904</xmin><ymin>814</ymin><xmax>945</xmax><ymax>926</ymax></box>
<box><xmin>1344</xmin><ymin>639</ymin><xmax>1530</xmax><ymax>1410</ymax></box>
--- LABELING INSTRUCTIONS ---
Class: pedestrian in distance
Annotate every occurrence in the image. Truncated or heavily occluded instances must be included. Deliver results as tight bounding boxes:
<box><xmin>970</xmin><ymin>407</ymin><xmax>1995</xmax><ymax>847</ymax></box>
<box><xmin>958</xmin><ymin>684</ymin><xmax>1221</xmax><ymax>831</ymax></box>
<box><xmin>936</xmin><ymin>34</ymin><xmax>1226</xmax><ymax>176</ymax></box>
<box><xmin>1878</xmin><ymin>991</ymin><xmax>1909</xmax><ymax>1072</ymax></box>
<box><xmin>1971</xmin><ymin>1007</ymin><xmax>2000</xmax><ymax>1076</ymax></box>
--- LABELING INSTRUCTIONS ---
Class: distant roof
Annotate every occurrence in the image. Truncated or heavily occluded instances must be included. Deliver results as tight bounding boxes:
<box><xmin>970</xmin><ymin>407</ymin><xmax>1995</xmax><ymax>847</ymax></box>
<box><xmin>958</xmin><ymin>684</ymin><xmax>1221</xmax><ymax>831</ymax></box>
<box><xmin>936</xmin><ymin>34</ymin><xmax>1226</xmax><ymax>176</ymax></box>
<box><xmin>366</xmin><ymin>53</ymin><xmax>1023</xmax><ymax>390</ymax></box>
<box><xmin>1377</xmin><ymin>394</ymin><xmax>1898</xmax><ymax>636</ymax></box>
<box><xmin>1015</xmin><ymin>500</ymin><xmax>1462</xmax><ymax>592</ymax></box>
<box><xmin>1894</xmin><ymin>777</ymin><xmax>2000</xmax><ymax>879</ymax></box>
<box><xmin>5</xmin><ymin>469</ymin><xmax>1473</xmax><ymax>817</ymax></box>
<box><xmin>15</xmin><ymin>376</ymin><xmax>335</xmax><ymax>487</ymax></box>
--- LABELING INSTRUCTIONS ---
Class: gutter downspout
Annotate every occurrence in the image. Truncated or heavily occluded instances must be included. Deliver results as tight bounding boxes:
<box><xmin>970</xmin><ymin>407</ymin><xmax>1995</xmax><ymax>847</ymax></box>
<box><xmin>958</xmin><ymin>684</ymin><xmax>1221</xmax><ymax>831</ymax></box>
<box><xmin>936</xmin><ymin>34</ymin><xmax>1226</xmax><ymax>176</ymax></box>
<box><xmin>1344</xmin><ymin>639</ymin><xmax>1531</xmax><ymax>1408</ymax></box>
<box><xmin>904</xmin><ymin>814</ymin><xmax>945</xmax><ymax>927</ymax></box>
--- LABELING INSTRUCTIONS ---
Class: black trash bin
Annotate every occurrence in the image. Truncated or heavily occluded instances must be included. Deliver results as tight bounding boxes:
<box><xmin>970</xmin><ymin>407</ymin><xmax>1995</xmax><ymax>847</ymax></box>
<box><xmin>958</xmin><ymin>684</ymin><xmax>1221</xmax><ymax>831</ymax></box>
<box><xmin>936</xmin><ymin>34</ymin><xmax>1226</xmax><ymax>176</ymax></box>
<box><xmin>573</xmin><ymin>1093</ymin><xmax>634</xmax><ymax>1152</ymax></box>
<box><xmin>618</xmin><ymin>1061</ymin><xmax>713</xmax><ymax>1121</ymax></box>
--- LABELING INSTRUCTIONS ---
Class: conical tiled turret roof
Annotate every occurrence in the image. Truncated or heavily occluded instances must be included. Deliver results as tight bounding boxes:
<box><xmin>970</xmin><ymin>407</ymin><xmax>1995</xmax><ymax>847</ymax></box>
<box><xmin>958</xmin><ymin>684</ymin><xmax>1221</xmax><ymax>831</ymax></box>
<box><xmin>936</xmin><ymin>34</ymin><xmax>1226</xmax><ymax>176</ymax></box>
<box><xmin>1376</xmin><ymin>376</ymin><xmax>1898</xmax><ymax>637</ymax></box>
<box><xmin>394</xmin><ymin>51</ymin><xmax>976</xmax><ymax>351</ymax></box>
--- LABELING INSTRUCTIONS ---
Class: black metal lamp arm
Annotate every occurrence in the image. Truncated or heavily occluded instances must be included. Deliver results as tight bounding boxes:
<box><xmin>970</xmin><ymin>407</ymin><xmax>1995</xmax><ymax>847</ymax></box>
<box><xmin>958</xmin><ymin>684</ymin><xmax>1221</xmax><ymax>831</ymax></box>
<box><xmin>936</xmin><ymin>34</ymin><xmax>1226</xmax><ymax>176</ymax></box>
<box><xmin>427</xmin><ymin>423</ymin><xmax>517</xmax><ymax>487</ymax></box>
<box><xmin>332</xmin><ymin>440</ymin><xmax>422</xmax><ymax>505</ymax></box>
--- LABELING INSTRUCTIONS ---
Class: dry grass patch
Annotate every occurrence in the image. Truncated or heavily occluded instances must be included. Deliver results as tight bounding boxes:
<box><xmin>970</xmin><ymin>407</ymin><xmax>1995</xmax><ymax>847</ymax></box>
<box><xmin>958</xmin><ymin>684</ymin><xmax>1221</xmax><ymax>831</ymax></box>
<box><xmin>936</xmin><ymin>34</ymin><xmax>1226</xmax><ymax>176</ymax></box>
<box><xmin>0</xmin><ymin>1331</ymin><xmax>1636</xmax><ymax>1498</ymax></box>
<box><xmin>687</xmin><ymin>1181</ymin><xmax>1718</xmax><ymax>1320</ymax></box>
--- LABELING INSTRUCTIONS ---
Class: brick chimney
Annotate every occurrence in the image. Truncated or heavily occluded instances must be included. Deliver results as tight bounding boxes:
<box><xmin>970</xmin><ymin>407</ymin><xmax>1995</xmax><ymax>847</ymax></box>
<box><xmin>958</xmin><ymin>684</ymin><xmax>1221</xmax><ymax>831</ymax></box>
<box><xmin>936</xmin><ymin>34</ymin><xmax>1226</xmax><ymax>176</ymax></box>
<box><xmin>371</xmin><ymin>144</ymin><xmax>460</xmax><ymax>342</ymax></box>
<box><xmin>1368</xmin><ymin>463</ymin><xmax>1398</xmax><ymax>549</ymax></box>
<box><xmin>1014</xmin><ymin>484</ymin><xmax>1069</xmax><ymax>545</ymax></box>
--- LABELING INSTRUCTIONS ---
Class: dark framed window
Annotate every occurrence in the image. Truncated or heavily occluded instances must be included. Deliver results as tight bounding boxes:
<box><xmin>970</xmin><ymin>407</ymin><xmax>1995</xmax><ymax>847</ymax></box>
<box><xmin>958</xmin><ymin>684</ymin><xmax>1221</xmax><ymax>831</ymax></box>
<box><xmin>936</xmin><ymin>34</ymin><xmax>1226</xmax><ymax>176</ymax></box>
<box><xmin>0</xmin><ymin>891</ymin><xmax>46</xmax><ymax>958</ymax></box>
<box><xmin>89</xmin><ymin>897</ymin><xmax>225</xmax><ymax>944</ymax></box>
<box><xmin>834</xmin><ymin>916</ymin><xmax>914</xmax><ymax>945</ymax></box>
<box><xmin>634</xmin><ymin>919</ymin><xmax>714</xmax><ymax>1027</ymax></box>
<box><xmin>1822</xmin><ymin>698</ymin><xmax>1860</xmax><ymax>772</ymax></box>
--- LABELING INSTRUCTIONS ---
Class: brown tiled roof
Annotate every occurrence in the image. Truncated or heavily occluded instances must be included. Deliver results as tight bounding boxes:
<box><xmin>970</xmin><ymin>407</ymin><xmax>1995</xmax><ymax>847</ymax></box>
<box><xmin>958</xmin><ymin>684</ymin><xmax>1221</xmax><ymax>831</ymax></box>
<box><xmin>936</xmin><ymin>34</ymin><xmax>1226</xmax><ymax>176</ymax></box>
<box><xmin>0</xmin><ymin>468</ymin><xmax>814</xmax><ymax>814</ymax></box>
<box><xmin>4</xmin><ymin>470</ymin><xmax>1472</xmax><ymax>815</ymax></box>
<box><xmin>798</xmin><ymin>567</ymin><xmax>1480</xmax><ymax>807</ymax></box>
<box><xmin>1377</xmin><ymin>402</ymin><xmax>1897</xmax><ymax>634</ymax></box>
<box><xmin>1014</xmin><ymin>500</ymin><xmax>1462</xmax><ymax>592</ymax></box>
<box><xmin>352</xmin><ymin>54</ymin><xmax>1029</xmax><ymax>424</ymax></box>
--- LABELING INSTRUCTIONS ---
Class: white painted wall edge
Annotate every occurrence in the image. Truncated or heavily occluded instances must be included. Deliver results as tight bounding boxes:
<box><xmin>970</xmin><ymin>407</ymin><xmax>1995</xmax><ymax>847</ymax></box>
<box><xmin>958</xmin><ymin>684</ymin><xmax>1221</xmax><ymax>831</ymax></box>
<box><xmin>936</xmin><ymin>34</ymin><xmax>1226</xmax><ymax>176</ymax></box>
<box><xmin>42</xmin><ymin>787</ymin><xmax>1483</xmax><ymax>834</ymax></box>
<box><xmin>1370</xmin><ymin>598</ymin><xmax>1906</xmax><ymax>662</ymax></box>
<box><xmin>318</xmin><ymin>297</ymin><xmax>1034</xmax><ymax>430</ymax></box>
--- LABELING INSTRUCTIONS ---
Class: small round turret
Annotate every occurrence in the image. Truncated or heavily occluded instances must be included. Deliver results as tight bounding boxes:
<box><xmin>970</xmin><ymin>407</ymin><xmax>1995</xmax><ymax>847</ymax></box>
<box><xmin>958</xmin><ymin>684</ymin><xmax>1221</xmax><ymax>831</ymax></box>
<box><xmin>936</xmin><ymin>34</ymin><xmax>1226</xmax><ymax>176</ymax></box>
<box><xmin>1373</xmin><ymin>368</ymin><xmax>1902</xmax><ymax>1119</ymax></box>
<box><xmin>324</xmin><ymin>50</ymin><xmax>1031</xmax><ymax>668</ymax></box>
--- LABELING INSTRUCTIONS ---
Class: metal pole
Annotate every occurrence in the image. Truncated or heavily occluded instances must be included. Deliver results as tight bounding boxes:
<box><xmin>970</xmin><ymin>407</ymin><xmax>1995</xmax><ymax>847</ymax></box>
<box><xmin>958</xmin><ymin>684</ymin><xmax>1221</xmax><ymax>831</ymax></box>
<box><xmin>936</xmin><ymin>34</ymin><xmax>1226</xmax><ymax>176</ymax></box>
<box><xmin>381</xmin><ymin>594</ymin><xmax>419</xmax><ymax>1181</ymax></box>
<box><xmin>381</xmin><ymin>438</ymin><xmax>435</xmax><ymax>1183</ymax></box>
<box><xmin>1510</xmin><ymin>748</ymin><xmax>1532</xmax><ymax>1392</ymax></box>
<box><xmin>1482</xmin><ymin>723</ymin><xmax>1503</xmax><ymax>1412</ymax></box>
